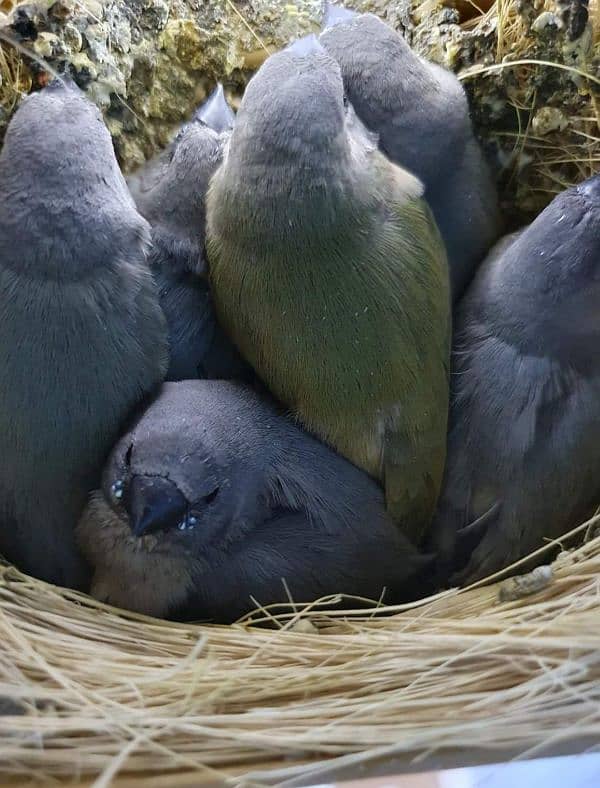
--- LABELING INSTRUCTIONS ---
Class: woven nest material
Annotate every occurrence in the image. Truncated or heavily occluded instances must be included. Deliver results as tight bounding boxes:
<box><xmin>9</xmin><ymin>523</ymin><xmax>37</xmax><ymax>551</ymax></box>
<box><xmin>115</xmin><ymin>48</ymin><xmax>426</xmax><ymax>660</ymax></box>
<box><xmin>1</xmin><ymin>513</ymin><xmax>600</xmax><ymax>786</ymax></box>
<box><xmin>1</xmin><ymin>2</ymin><xmax>600</xmax><ymax>786</ymax></box>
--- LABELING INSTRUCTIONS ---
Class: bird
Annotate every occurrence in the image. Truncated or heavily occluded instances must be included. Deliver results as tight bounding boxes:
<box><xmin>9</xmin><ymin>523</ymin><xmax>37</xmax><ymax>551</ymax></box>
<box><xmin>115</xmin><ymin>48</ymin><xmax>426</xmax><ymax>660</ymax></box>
<box><xmin>206</xmin><ymin>36</ymin><xmax>451</xmax><ymax>544</ymax></box>
<box><xmin>427</xmin><ymin>173</ymin><xmax>600</xmax><ymax>584</ymax></box>
<box><xmin>320</xmin><ymin>4</ymin><xmax>501</xmax><ymax>300</ymax></box>
<box><xmin>76</xmin><ymin>380</ymin><xmax>431</xmax><ymax>622</ymax></box>
<box><xmin>0</xmin><ymin>77</ymin><xmax>168</xmax><ymax>589</ymax></box>
<box><xmin>128</xmin><ymin>84</ymin><xmax>252</xmax><ymax>382</ymax></box>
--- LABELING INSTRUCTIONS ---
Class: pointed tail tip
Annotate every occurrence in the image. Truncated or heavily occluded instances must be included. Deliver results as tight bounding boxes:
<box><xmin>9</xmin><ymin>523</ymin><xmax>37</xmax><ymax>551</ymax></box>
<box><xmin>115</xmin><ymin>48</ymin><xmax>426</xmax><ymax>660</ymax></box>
<box><xmin>321</xmin><ymin>1</ymin><xmax>358</xmax><ymax>31</ymax></box>
<box><xmin>193</xmin><ymin>83</ymin><xmax>235</xmax><ymax>133</ymax></box>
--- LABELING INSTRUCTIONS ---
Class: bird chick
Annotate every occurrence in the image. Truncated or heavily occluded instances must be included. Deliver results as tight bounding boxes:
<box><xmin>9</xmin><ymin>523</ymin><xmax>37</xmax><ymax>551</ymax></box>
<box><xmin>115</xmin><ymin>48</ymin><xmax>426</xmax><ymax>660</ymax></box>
<box><xmin>320</xmin><ymin>4</ymin><xmax>501</xmax><ymax>299</ymax></box>
<box><xmin>0</xmin><ymin>78</ymin><xmax>168</xmax><ymax>589</ymax></box>
<box><xmin>77</xmin><ymin>380</ymin><xmax>429</xmax><ymax>622</ymax></box>
<box><xmin>206</xmin><ymin>37</ymin><xmax>451</xmax><ymax>544</ymax></box>
<box><xmin>128</xmin><ymin>84</ymin><xmax>252</xmax><ymax>382</ymax></box>
<box><xmin>428</xmin><ymin>173</ymin><xmax>600</xmax><ymax>583</ymax></box>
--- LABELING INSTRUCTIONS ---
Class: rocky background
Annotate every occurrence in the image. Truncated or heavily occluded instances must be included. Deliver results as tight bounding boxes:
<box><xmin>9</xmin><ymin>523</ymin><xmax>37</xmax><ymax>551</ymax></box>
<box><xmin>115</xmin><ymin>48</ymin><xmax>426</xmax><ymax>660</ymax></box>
<box><xmin>0</xmin><ymin>0</ymin><xmax>598</xmax><ymax>225</ymax></box>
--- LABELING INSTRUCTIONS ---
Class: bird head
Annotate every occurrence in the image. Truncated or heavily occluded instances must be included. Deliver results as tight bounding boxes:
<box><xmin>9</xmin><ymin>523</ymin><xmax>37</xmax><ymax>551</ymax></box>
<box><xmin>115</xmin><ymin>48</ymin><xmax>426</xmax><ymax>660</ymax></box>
<box><xmin>75</xmin><ymin>382</ymin><xmax>271</xmax><ymax>619</ymax></box>
<box><xmin>128</xmin><ymin>84</ymin><xmax>235</xmax><ymax>250</ymax></box>
<box><xmin>0</xmin><ymin>77</ymin><xmax>149</xmax><ymax>281</ymax></box>
<box><xmin>227</xmin><ymin>35</ymin><xmax>347</xmax><ymax>167</ymax></box>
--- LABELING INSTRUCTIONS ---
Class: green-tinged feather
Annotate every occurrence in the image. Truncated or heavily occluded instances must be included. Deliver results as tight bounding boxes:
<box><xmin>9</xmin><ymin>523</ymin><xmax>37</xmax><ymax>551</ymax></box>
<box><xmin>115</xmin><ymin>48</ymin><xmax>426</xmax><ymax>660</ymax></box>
<box><xmin>207</xmin><ymin>43</ymin><xmax>451</xmax><ymax>541</ymax></box>
<box><xmin>208</xmin><ymin>146</ymin><xmax>450</xmax><ymax>542</ymax></box>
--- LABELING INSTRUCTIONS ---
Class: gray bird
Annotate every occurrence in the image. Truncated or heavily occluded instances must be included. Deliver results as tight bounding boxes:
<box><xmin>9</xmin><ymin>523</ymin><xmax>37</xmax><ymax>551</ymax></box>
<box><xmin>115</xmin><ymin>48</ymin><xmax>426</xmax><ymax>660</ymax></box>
<box><xmin>428</xmin><ymin>174</ymin><xmax>600</xmax><ymax>584</ymax></box>
<box><xmin>0</xmin><ymin>78</ymin><xmax>168</xmax><ymax>589</ymax></box>
<box><xmin>320</xmin><ymin>4</ymin><xmax>501</xmax><ymax>300</ymax></box>
<box><xmin>128</xmin><ymin>84</ymin><xmax>252</xmax><ymax>382</ymax></box>
<box><xmin>77</xmin><ymin>380</ymin><xmax>430</xmax><ymax>623</ymax></box>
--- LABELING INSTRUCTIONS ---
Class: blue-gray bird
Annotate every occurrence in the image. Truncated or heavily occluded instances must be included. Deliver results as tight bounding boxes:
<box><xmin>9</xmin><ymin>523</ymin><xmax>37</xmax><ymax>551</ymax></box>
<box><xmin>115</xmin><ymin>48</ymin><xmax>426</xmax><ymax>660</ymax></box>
<box><xmin>128</xmin><ymin>84</ymin><xmax>252</xmax><ymax>382</ymax></box>
<box><xmin>0</xmin><ymin>78</ymin><xmax>168</xmax><ymax>589</ymax></box>
<box><xmin>428</xmin><ymin>174</ymin><xmax>600</xmax><ymax>583</ymax></box>
<box><xmin>320</xmin><ymin>4</ymin><xmax>501</xmax><ymax>300</ymax></box>
<box><xmin>77</xmin><ymin>381</ymin><xmax>429</xmax><ymax>622</ymax></box>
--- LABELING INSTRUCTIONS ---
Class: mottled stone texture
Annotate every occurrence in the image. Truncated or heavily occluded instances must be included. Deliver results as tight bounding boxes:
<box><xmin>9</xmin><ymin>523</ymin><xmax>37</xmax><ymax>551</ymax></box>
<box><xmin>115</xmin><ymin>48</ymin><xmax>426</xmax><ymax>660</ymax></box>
<box><xmin>1</xmin><ymin>0</ymin><xmax>324</xmax><ymax>169</ymax></box>
<box><xmin>0</xmin><ymin>0</ymin><xmax>599</xmax><ymax>221</ymax></box>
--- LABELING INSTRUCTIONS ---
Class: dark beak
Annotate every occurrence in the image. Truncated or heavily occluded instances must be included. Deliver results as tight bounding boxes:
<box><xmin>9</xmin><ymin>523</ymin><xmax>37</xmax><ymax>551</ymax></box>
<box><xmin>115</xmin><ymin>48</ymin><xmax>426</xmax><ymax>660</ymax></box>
<box><xmin>192</xmin><ymin>83</ymin><xmax>235</xmax><ymax>133</ymax></box>
<box><xmin>286</xmin><ymin>33</ymin><xmax>326</xmax><ymax>57</ymax></box>
<box><xmin>321</xmin><ymin>2</ymin><xmax>358</xmax><ymax>30</ymax></box>
<box><xmin>126</xmin><ymin>475</ymin><xmax>188</xmax><ymax>538</ymax></box>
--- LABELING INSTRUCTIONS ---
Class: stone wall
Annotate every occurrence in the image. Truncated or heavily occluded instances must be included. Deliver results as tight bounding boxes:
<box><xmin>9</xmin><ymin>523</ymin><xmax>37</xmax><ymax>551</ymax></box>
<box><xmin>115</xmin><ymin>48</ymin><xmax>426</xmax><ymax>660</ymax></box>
<box><xmin>1</xmin><ymin>0</ymin><xmax>598</xmax><ymax>222</ymax></box>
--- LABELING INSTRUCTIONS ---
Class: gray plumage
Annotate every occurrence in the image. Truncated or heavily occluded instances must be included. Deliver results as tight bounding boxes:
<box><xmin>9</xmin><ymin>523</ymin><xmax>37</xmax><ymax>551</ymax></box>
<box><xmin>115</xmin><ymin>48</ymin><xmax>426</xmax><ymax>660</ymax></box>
<box><xmin>320</xmin><ymin>6</ymin><xmax>501</xmax><ymax>300</ymax></box>
<box><xmin>128</xmin><ymin>85</ymin><xmax>252</xmax><ymax>383</ymax></box>
<box><xmin>0</xmin><ymin>78</ymin><xmax>168</xmax><ymax>589</ymax></box>
<box><xmin>428</xmin><ymin>174</ymin><xmax>600</xmax><ymax>583</ymax></box>
<box><xmin>77</xmin><ymin>380</ymin><xmax>429</xmax><ymax>623</ymax></box>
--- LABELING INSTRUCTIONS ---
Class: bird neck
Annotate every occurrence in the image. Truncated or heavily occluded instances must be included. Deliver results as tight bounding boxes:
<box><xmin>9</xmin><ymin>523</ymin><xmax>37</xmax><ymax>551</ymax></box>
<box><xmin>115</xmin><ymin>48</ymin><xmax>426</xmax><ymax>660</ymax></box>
<box><xmin>215</xmin><ymin>149</ymin><xmax>367</xmax><ymax>250</ymax></box>
<box><xmin>0</xmin><ymin>189</ymin><xmax>147</xmax><ymax>283</ymax></box>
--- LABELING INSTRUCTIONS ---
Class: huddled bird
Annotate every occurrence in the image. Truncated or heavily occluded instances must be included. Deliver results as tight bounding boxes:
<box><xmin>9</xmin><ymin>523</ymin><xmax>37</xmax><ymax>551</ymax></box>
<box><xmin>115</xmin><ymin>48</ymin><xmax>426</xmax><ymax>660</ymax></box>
<box><xmin>429</xmin><ymin>173</ymin><xmax>600</xmax><ymax>583</ymax></box>
<box><xmin>128</xmin><ymin>84</ymin><xmax>253</xmax><ymax>383</ymax></box>
<box><xmin>207</xmin><ymin>34</ymin><xmax>452</xmax><ymax>546</ymax></box>
<box><xmin>0</xmin><ymin>78</ymin><xmax>167</xmax><ymax>589</ymax></box>
<box><xmin>77</xmin><ymin>380</ymin><xmax>430</xmax><ymax>622</ymax></box>
<box><xmin>320</xmin><ymin>3</ymin><xmax>501</xmax><ymax>300</ymax></box>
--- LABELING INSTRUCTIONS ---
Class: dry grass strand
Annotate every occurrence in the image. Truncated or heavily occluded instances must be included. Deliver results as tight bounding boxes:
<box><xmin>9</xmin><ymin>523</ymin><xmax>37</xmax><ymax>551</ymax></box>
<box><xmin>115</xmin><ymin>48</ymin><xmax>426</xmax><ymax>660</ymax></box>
<box><xmin>0</xmin><ymin>514</ymin><xmax>599</xmax><ymax>784</ymax></box>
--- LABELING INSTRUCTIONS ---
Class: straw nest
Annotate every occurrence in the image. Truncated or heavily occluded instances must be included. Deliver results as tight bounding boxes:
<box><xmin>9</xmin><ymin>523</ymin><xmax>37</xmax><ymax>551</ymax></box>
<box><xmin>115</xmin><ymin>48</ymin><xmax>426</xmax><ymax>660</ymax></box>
<box><xmin>1</xmin><ymin>1</ymin><xmax>600</xmax><ymax>786</ymax></box>
<box><xmin>1</xmin><ymin>513</ymin><xmax>600</xmax><ymax>786</ymax></box>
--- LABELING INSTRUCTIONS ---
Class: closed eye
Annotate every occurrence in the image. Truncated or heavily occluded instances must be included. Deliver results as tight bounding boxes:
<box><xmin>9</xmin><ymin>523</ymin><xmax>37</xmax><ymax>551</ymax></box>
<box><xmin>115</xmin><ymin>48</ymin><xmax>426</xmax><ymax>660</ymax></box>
<box><xmin>204</xmin><ymin>487</ymin><xmax>219</xmax><ymax>504</ymax></box>
<box><xmin>189</xmin><ymin>487</ymin><xmax>220</xmax><ymax>516</ymax></box>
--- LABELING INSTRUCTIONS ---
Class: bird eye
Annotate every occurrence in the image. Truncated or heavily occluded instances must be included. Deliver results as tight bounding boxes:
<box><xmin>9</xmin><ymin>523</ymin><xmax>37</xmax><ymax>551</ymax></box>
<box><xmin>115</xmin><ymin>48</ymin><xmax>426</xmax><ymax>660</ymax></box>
<box><xmin>124</xmin><ymin>444</ymin><xmax>133</xmax><ymax>466</ymax></box>
<box><xmin>182</xmin><ymin>487</ymin><xmax>220</xmax><ymax>531</ymax></box>
<box><xmin>177</xmin><ymin>514</ymin><xmax>198</xmax><ymax>531</ymax></box>
<box><xmin>204</xmin><ymin>487</ymin><xmax>219</xmax><ymax>505</ymax></box>
<box><xmin>170</xmin><ymin>126</ymin><xmax>188</xmax><ymax>158</ymax></box>
<box><xmin>343</xmin><ymin>93</ymin><xmax>349</xmax><ymax>108</ymax></box>
<box><xmin>110</xmin><ymin>479</ymin><xmax>125</xmax><ymax>503</ymax></box>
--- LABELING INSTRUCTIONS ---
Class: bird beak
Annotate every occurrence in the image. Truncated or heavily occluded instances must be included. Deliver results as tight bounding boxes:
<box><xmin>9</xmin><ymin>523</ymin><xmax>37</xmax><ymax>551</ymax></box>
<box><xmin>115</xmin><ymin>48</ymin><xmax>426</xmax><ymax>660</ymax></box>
<box><xmin>125</xmin><ymin>475</ymin><xmax>188</xmax><ymax>538</ymax></box>
<box><xmin>192</xmin><ymin>83</ymin><xmax>235</xmax><ymax>133</ymax></box>
<box><xmin>321</xmin><ymin>2</ymin><xmax>359</xmax><ymax>30</ymax></box>
<box><xmin>285</xmin><ymin>33</ymin><xmax>326</xmax><ymax>57</ymax></box>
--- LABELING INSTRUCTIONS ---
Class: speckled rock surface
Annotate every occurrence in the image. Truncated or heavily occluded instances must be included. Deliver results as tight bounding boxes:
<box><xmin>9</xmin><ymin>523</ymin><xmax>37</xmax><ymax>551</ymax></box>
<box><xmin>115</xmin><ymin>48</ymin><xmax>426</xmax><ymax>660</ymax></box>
<box><xmin>1</xmin><ymin>0</ymin><xmax>598</xmax><ymax>221</ymax></box>
<box><xmin>1</xmin><ymin>0</ymin><xmax>327</xmax><ymax>169</ymax></box>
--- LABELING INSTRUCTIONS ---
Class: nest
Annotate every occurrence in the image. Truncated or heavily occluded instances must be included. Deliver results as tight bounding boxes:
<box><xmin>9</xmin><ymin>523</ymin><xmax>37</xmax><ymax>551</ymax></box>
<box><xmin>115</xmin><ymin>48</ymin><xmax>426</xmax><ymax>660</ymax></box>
<box><xmin>1</xmin><ymin>1</ymin><xmax>600</xmax><ymax>784</ymax></box>
<box><xmin>1</xmin><ymin>514</ymin><xmax>599</xmax><ymax>786</ymax></box>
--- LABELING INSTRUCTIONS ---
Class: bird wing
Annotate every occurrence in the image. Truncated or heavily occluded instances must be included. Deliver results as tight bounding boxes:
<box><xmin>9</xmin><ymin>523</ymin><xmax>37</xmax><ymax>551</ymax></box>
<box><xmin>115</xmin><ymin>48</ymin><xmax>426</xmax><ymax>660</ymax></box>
<box><xmin>375</xmin><ymin>155</ymin><xmax>452</xmax><ymax>544</ymax></box>
<box><xmin>382</xmin><ymin>387</ymin><xmax>449</xmax><ymax>545</ymax></box>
